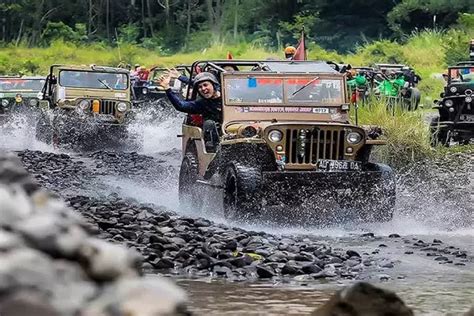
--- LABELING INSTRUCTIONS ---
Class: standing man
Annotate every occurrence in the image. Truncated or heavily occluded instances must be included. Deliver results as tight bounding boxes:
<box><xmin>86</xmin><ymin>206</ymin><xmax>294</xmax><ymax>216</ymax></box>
<box><xmin>158</xmin><ymin>72</ymin><xmax>222</xmax><ymax>151</ymax></box>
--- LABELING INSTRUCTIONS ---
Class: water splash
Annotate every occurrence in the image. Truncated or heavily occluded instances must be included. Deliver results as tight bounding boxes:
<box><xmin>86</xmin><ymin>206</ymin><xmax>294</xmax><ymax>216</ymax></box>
<box><xmin>127</xmin><ymin>103</ymin><xmax>184</xmax><ymax>154</ymax></box>
<box><xmin>0</xmin><ymin>112</ymin><xmax>55</xmax><ymax>152</ymax></box>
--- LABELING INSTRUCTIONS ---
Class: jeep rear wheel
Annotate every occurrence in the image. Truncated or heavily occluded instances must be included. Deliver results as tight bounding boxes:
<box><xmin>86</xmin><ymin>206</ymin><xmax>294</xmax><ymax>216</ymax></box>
<box><xmin>178</xmin><ymin>152</ymin><xmax>200</xmax><ymax>211</ymax></box>
<box><xmin>223</xmin><ymin>163</ymin><xmax>262</xmax><ymax>223</ymax></box>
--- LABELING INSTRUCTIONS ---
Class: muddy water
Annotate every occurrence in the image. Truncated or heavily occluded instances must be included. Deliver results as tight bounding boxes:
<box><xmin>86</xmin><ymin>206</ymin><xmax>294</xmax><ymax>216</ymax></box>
<box><xmin>2</xmin><ymin>112</ymin><xmax>474</xmax><ymax>315</ymax></box>
<box><xmin>178</xmin><ymin>231</ymin><xmax>474</xmax><ymax>315</ymax></box>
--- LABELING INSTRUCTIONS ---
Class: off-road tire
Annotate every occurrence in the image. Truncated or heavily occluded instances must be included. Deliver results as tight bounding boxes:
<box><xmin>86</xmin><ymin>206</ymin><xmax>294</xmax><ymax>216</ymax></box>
<box><xmin>360</xmin><ymin>163</ymin><xmax>396</xmax><ymax>222</ymax></box>
<box><xmin>370</xmin><ymin>164</ymin><xmax>397</xmax><ymax>222</ymax></box>
<box><xmin>409</xmin><ymin>87</ymin><xmax>421</xmax><ymax>111</ymax></box>
<box><xmin>429</xmin><ymin>116</ymin><xmax>450</xmax><ymax>146</ymax></box>
<box><xmin>222</xmin><ymin>162</ymin><xmax>262</xmax><ymax>223</ymax></box>
<box><xmin>35</xmin><ymin>114</ymin><xmax>53</xmax><ymax>144</ymax></box>
<box><xmin>178</xmin><ymin>151</ymin><xmax>200</xmax><ymax>211</ymax></box>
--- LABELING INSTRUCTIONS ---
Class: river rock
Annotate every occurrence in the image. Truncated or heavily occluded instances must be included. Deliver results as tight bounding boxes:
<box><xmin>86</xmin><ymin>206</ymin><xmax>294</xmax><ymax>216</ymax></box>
<box><xmin>312</xmin><ymin>282</ymin><xmax>414</xmax><ymax>316</ymax></box>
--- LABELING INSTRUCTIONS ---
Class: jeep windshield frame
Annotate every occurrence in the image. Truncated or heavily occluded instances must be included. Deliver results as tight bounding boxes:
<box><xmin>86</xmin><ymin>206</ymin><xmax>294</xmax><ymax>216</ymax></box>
<box><xmin>447</xmin><ymin>65</ymin><xmax>474</xmax><ymax>84</ymax></box>
<box><xmin>0</xmin><ymin>78</ymin><xmax>45</xmax><ymax>92</ymax></box>
<box><xmin>223</xmin><ymin>73</ymin><xmax>345</xmax><ymax>106</ymax></box>
<box><xmin>58</xmin><ymin>70</ymin><xmax>129</xmax><ymax>90</ymax></box>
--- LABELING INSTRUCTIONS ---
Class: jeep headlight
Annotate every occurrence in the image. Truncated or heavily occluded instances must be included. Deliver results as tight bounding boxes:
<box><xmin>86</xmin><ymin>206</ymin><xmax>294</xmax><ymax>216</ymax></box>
<box><xmin>268</xmin><ymin>130</ymin><xmax>283</xmax><ymax>142</ymax></box>
<box><xmin>347</xmin><ymin>132</ymin><xmax>362</xmax><ymax>144</ymax></box>
<box><xmin>29</xmin><ymin>99</ymin><xmax>38</xmax><ymax>106</ymax></box>
<box><xmin>465</xmin><ymin>96</ymin><xmax>473</xmax><ymax>103</ymax></box>
<box><xmin>116</xmin><ymin>102</ymin><xmax>128</xmax><ymax>112</ymax></box>
<box><xmin>78</xmin><ymin>99</ymin><xmax>91</xmax><ymax>111</ymax></box>
<box><xmin>1</xmin><ymin>99</ymin><xmax>8</xmax><ymax>107</ymax></box>
<box><xmin>142</xmin><ymin>87</ymin><xmax>148</xmax><ymax>95</ymax></box>
<box><xmin>444</xmin><ymin>99</ymin><xmax>453</xmax><ymax>107</ymax></box>
<box><xmin>449</xmin><ymin>86</ymin><xmax>457</xmax><ymax>93</ymax></box>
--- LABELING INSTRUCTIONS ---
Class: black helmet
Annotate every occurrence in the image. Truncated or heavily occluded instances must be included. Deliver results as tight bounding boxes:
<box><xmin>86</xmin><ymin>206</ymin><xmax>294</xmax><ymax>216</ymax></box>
<box><xmin>193</xmin><ymin>72</ymin><xmax>219</xmax><ymax>88</ymax></box>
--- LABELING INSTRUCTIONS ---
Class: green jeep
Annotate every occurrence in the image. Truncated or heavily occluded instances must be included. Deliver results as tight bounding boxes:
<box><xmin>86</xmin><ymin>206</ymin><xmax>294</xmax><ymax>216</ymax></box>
<box><xmin>0</xmin><ymin>76</ymin><xmax>45</xmax><ymax>119</ymax></box>
<box><xmin>36</xmin><ymin>64</ymin><xmax>134</xmax><ymax>148</ymax></box>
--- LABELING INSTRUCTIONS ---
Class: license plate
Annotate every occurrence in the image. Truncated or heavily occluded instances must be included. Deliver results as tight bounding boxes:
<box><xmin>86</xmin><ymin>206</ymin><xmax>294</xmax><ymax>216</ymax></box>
<box><xmin>312</xmin><ymin>108</ymin><xmax>329</xmax><ymax>114</ymax></box>
<box><xmin>460</xmin><ymin>114</ymin><xmax>474</xmax><ymax>122</ymax></box>
<box><xmin>316</xmin><ymin>159</ymin><xmax>361</xmax><ymax>171</ymax></box>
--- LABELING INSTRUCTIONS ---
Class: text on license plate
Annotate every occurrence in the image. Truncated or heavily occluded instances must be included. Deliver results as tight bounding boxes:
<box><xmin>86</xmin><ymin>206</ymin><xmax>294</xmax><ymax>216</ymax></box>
<box><xmin>317</xmin><ymin>159</ymin><xmax>361</xmax><ymax>171</ymax></box>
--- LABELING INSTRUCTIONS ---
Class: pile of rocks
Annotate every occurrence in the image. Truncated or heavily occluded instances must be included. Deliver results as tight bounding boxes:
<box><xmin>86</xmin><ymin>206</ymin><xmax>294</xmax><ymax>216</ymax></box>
<box><xmin>0</xmin><ymin>153</ymin><xmax>189</xmax><ymax>316</ymax></box>
<box><xmin>67</xmin><ymin>195</ymin><xmax>394</xmax><ymax>281</ymax></box>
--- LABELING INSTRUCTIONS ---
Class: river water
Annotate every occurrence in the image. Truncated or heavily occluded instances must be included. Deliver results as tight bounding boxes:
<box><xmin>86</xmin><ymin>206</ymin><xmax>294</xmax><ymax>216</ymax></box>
<box><xmin>2</xmin><ymin>111</ymin><xmax>473</xmax><ymax>315</ymax></box>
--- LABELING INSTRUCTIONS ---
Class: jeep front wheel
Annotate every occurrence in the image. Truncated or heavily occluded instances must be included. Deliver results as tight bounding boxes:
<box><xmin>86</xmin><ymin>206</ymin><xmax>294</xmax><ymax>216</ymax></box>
<box><xmin>429</xmin><ymin>117</ymin><xmax>450</xmax><ymax>146</ymax></box>
<box><xmin>223</xmin><ymin>163</ymin><xmax>262</xmax><ymax>223</ymax></box>
<box><xmin>178</xmin><ymin>152</ymin><xmax>200</xmax><ymax>211</ymax></box>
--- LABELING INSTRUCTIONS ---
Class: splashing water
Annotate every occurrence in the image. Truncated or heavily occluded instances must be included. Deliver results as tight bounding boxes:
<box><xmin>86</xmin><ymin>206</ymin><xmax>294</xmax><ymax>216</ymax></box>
<box><xmin>127</xmin><ymin>103</ymin><xmax>184</xmax><ymax>155</ymax></box>
<box><xmin>0</xmin><ymin>112</ymin><xmax>55</xmax><ymax>152</ymax></box>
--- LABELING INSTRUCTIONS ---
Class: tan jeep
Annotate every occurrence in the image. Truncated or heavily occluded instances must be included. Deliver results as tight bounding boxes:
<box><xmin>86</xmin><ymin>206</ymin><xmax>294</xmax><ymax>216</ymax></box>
<box><xmin>178</xmin><ymin>60</ymin><xmax>396</xmax><ymax>224</ymax></box>
<box><xmin>36</xmin><ymin>64</ymin><xmax>133</xmax><ymax>147</ymax></box>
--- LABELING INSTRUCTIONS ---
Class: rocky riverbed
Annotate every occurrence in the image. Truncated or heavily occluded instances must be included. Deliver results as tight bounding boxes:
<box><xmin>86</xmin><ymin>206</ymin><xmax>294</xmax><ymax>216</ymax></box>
<box><xmin>15</xmin><ymin>148</ymin><xmax>473</xmax><ymax>285</ymax></box>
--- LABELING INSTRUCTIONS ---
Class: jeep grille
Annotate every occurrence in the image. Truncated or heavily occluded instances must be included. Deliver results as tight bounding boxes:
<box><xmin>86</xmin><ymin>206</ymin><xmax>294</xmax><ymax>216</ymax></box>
<box><xmin>285</xmin><ymin>127</ymin><xmax>346</xmax><ymax>164</ymax></box>
<box><xmin>100</xmin><ymin>100</ymin><xmax>116</xmax><ymax>115</ymax></box>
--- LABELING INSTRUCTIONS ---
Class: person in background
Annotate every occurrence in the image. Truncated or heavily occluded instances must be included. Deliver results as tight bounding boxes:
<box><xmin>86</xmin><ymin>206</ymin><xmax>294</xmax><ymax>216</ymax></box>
<box><xmin>284</xmin><ymin>46</ymin><xmax>296</xmax><ymax>60</ymax></box>
<box><xmin>137</xmin><ymin>66</ymin><xmax>150</xmax><ymax>81</ymax></box>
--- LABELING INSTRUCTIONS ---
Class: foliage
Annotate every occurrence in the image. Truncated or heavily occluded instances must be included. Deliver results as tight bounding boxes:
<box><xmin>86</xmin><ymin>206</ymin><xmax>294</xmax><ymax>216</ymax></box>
<box><xmin>353</xmin><ymin>99</ymin><xmax>433</xmax><ymax>168</ymax></box>
<box><xmin>387</xmin><ymin>0</ymin><xmax>472</xmax><ymax>37</ymax></box>
<box><xmin>0</xmin><ymin>0</ymin><xmax>471</xmax><ymax>53</ymax></box>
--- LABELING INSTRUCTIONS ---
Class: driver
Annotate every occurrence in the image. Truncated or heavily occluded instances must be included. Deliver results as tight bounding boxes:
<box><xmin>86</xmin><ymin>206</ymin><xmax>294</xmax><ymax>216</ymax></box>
<box><xmin>158</xmin><ymin>72</ymin><xmax>222</xmax><ymax>151</ymax></box>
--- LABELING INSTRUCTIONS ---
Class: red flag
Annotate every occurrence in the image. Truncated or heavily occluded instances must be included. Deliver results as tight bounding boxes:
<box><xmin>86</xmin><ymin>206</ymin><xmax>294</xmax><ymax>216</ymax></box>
<box><xmin>292</xmin><ymin>30</ymin><xmax>307</xmax><ymax>61</ymax></box>
<box><xmin>227</xmin><ymin>51</ymin><xmax>233</xmax><ymax>60</ymax></box>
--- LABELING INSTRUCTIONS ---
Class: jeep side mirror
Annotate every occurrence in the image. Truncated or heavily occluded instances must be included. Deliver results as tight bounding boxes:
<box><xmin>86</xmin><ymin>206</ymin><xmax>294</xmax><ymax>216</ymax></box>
<box><xmin>439</xmin><ymin>92</ymin><xmax>445</xmax><ymax>98</ymax></box>
<box><xmin>433</xmin><ymin>99</ymin><xmax>439</xmax><ymax>104</ymax></box>
<box><xmin>50</xmin><ymin>77</ymin><xmax>57</xmax><ymax>85</ymax></box>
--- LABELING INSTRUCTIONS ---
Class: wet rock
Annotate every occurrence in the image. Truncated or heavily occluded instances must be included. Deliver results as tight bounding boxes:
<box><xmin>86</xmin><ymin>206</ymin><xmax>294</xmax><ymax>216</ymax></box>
<box><xmin>302</xmin><ymin>263</ymin><xmax>322</xmax><ymax>274</ymax></box>
<box><xmin>256</xmin><ymin>265</ymin><xmax>275</xmax><ymax>278</ymax></box>
<box><xmin>346</xmin><ymin>250</ymin><xmax>360</xmax><ymax>258</ymax></box>
<box><xmin>389</xmin><ymin>233</ymin><xmax>401</xmax><ymax>238</ymax></box>
<box><xmin>82</xmin><ymin>277</ymin><xmax>189</xmax><ymax>316</ymax></box>
<box><xmin>313</xmin><ymin>282</ymin><xmax>413</xmax><ymax>315</ymax></box>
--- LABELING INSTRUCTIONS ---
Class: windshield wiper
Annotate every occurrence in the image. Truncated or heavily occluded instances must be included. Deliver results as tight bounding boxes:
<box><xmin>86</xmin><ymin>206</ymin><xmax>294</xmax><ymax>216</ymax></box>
<box><xmin>97</xmin><ymin>79</ymin><xmax>113</xmax><ymax>90</ymax></box>
<box><xmin>292</xmin><ymin>76</ymin><xmax>320</xmax><ymax>96</ymax></box>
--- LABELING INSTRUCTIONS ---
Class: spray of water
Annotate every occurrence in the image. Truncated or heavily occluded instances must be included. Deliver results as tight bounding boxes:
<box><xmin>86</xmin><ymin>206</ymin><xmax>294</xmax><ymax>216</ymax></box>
<box><xmin>127</xmin><ymin>103</ymin><xmax>184</xmax><ymax>154</ymax></box>
<box><xmin>0</xmin><ymin>112</ymin><xmax>55</xmax><ymax>152</ymax></box>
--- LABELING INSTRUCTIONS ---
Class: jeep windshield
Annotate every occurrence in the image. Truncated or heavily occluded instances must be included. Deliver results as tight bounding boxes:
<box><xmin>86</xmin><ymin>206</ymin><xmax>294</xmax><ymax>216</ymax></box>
<box><xmin>0</xmin><ymin>79</ymin><xmax>45</xmax><ymax>91</ymax></box>
<box><xmin>59</xmin><ymin>70</ymin><xmax>128</xmax><ymax>90</ymax></box>
<box><xmin>448</xmin><ymin>67</ymin><xmax>474</xmax><ymax>83</ymax></box>
<box><xmin>225</xmin><ymin>76</ymin><xmax>344</xmax><ymax>105</ymax></box>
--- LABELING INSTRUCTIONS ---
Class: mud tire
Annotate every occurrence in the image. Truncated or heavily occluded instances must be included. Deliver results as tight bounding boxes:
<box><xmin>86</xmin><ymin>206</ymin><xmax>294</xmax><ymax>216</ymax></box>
<box><xmin>429</xmin><ymin>116</ymin><xmax>450</xmax><ymax>146</ymax></box>
<box><xmin>223</xmin><ymin>162</ymin><xmax>262</xmax><ymax>223</ymax></box>
<box><xmin>409</xmin><ymin>87</ymin><xmax>421</xmax><ymax>111</ymax></box>
<box><xmin>360</xmin><ymin>163</ymin><xmax>396</xmax><ymax>222</ymax></box>
<box><xmin>178</xmin><ymin>151</ymin><xmax>200</xmax><ymax>211</ymax></box>
<box><xmin>35</xmin><ymin>113</ymin><xmax>53</xmax><ymax>144</ymax></box>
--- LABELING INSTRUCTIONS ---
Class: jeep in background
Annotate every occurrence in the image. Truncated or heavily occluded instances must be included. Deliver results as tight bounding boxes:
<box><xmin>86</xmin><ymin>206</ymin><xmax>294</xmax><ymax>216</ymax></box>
<box><xmin>178</xmin><ymin>60</ymin><xmax>396</xmax><ymax>224</ymax></box>
<box><xmin>132</xmin><ymin>65</ymin><xmax>189</xmax><ymax>101</ymax></box>
<box><xmin>36</xmin><ymin>64</ymin><xmax>134</xmax><ymax>148</ymax></box>
<box><xmin>430</xmin><ymin>62</ymin><xmax>474</xmax><ymax>145</ymax></box>
<box><xmin>0</xmin><ymin>76</ymin><xmax>45</xmax><ymax>119</ymax></box>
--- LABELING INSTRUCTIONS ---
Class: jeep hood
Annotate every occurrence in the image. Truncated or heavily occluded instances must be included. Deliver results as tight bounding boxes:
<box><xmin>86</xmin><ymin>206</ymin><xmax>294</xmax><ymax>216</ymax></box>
<box><xmin>60</xmin><ymin>87</ymin><xmax>129</xmax><ymax>100</ymax></box>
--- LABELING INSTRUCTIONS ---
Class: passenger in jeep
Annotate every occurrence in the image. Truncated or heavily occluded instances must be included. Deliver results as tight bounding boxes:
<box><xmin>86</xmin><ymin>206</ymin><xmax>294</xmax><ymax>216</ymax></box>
<box><xmin>158</xmin><ymin>72</ymin><xmax>222</xmax><ymax>151</ymax></box>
